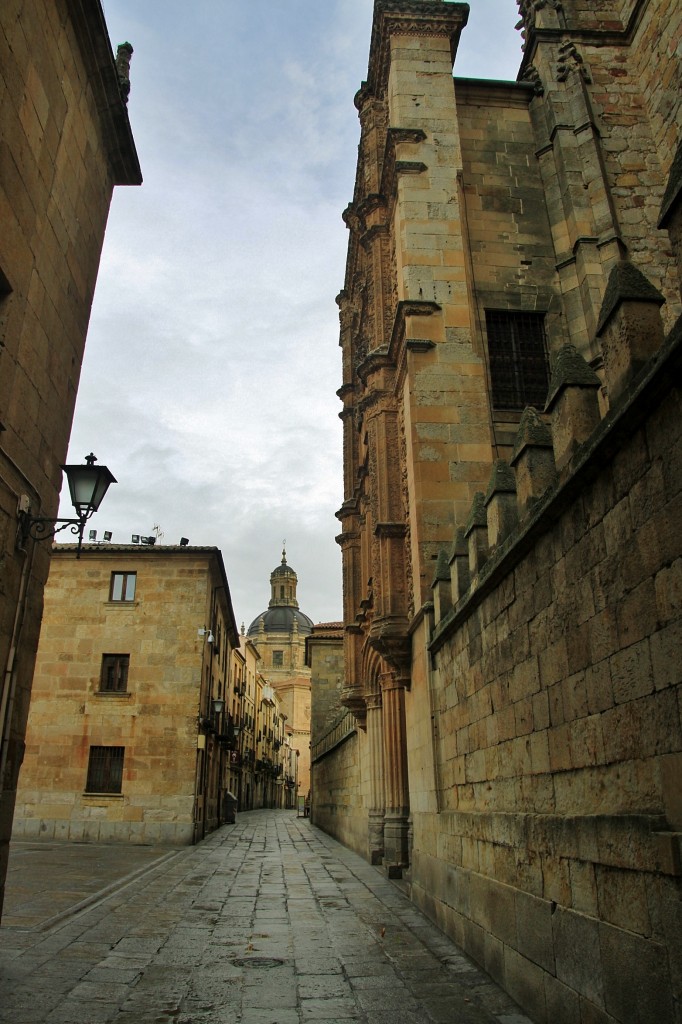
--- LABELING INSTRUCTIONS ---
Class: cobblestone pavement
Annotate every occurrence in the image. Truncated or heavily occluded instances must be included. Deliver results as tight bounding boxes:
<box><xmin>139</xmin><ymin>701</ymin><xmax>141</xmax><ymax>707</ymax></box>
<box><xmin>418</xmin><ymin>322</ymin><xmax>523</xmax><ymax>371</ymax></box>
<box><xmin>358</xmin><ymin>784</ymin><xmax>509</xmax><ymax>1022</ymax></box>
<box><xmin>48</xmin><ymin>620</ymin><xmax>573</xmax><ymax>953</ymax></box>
<box><xmin>0</xmin><ymin>810</ymin><xmax>533</xmax><ymax>1024</ymax></box>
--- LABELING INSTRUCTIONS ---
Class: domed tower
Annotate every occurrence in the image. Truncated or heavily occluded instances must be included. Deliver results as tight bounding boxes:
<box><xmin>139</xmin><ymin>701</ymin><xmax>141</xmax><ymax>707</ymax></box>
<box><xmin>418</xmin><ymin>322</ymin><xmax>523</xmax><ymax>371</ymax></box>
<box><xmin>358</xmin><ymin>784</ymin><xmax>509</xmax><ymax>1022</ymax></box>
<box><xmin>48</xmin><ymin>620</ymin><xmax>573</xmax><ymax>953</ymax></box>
<box><xmin>246</xmin><ymin>549</ymin><xmax>314</xmax><ymax>797</ymax></box>
<box><xmin>247</xmin><ymin>548</ymin><xmax>314</xmax><ymax>651</ymax></box>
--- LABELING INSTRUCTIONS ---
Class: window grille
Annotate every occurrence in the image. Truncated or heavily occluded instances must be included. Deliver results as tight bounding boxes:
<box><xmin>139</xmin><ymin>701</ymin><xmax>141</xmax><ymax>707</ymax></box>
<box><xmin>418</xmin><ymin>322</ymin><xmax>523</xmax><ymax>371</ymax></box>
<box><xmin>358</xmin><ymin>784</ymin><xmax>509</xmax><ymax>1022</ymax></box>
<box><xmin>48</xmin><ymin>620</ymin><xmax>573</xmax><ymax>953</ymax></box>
<box><xmin>273</xmin><ymin>650</ymin><xmax>283</xmax><ymax>667</ymax></box>
<box><xmin>110</xmin><ymin>572</ymin><xmax>136</xmax><ymax>601</ymax></box>
<box><xmin>100</xmin><ymin>654</ymin><xmax>129</xmax><ymax>692</ymax></box>
<box><xmin>85</xmin><ymin>746</ymin><xmax>124</xmax><ymax>793</ymax></box>
<box><xmin>485</xmin><ymin>310</ymin><xmax>550</xmax><ymax>411</ymax></box>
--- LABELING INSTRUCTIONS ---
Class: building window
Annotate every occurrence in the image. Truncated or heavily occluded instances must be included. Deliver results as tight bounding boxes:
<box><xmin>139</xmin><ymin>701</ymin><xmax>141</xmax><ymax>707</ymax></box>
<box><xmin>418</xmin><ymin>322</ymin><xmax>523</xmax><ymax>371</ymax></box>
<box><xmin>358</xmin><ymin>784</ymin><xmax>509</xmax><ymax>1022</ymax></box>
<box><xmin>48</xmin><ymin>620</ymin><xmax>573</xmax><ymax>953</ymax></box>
<box><xmin>273</xmin><ymin>650</ymin><xmax>283</xmax><ymax>667</ymax></box>
<box><xmin>110</xmin><ymin>572</ymin><xmax>136</xmax><ymax>601</ymax></box>
<box><xmin>100</xmin><ymin>654</ymin><xmax>129</xmax><ymax>692</ymax></box>
<box><xmin>85</xmin><ymin>746</ymin><xmax>124</xmax><ymax>793</ymax></box>
<box><xmin>485</xmin><ymin>310</ymin><xmax>550</xmax><ymax>411</ymax></box>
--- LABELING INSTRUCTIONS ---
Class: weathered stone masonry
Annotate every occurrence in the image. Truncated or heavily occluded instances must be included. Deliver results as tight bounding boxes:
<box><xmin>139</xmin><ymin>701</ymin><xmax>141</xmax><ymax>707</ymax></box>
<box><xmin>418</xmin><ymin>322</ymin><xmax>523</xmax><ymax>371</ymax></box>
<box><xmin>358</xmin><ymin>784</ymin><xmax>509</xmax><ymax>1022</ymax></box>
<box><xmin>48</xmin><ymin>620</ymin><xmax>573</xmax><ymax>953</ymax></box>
<box><xmin>314</xmin><ymin>2</ymin><xmax>682</xmax><ymax>1022</ymax></box>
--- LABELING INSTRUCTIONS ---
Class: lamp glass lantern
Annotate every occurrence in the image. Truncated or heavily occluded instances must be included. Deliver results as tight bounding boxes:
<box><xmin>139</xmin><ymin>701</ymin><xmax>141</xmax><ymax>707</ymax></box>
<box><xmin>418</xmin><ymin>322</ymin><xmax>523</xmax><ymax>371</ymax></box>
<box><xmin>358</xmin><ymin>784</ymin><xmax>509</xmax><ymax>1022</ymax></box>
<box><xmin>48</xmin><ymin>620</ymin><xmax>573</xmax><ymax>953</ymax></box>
<box><xmin>63</xmin><ymin>455</ymin><xmax>116</xmax><ymax>517</ymax></box>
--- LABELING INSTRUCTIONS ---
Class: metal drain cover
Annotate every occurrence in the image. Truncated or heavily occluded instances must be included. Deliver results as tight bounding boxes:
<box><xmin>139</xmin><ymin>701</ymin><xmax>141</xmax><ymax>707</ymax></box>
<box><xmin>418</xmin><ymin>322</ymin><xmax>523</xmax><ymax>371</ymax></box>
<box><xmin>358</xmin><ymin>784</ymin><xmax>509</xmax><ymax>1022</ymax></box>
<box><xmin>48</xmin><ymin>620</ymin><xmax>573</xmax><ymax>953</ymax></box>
<box><xmin>232</xmin><ymin>957</ymin><xmax>285</xmax><ymax>969</ymax></box>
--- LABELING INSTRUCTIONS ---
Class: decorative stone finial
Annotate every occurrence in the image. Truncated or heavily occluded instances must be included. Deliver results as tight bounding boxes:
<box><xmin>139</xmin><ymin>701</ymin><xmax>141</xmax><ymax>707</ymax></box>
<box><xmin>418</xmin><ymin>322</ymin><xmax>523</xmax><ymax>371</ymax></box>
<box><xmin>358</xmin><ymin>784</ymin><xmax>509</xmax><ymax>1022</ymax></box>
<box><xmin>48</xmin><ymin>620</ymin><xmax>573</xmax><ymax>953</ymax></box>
<box><xmin>596</xmin><ymin>261</ymin><xmax>665</xmax><ymax>337</ymax></box>
<box><xmin>511</xmin><ymin>408</ymin><xmax>557</xmax><ymax>515</ymax></box>
<box><xmin>431</xmin><ymin>548</ymin><xmax>452</xmax><ymax>624</ymax></box>
<box><xmin>432</xmin><ymin>548</ymin><xmax>450</xmax><ymax>585</ymax></box>
<box><xmin>465</xmin><ymin>492</ymin><xmax>487</xmax><ymax>535</ymax></box>
<box><xmin>511</xmin><ymin>406</ymin><xmax>553</xmax><ymax>463</ymax></box>
<box><xmin>485</xmin><ymin>461</ymin><xmax>519</xmax><ymax>548</ymax></box>
<box><xmin>545</xmin><ymin>344</ymin><xmax>601</xmax><ymax>412</ymax></box>
<box><xmin>115</xmin><ymin>42</ymin><xmax>133</xmax><ymax>104</ymax></box>
<box><xmin>595</xmin><ymin>261</ymin><xmax>665</xmax><ymax>401</ymax></box>
<box><xmin>465</xmin><ymin>492</ymin><xmax>489</xmax><ymax>575</ymax></box>
<box><xmin>449</xmin><ymin>527</ymin><xmax>470</xmax><ymax>603</ymax></box>
<box><xmin>545</xmin><ymin>344</ymin><xmax>602</xmax><ymax>470</ymax></box>
<box><xmin>485</xmin><ymin>460</ymin><xmax>517</xmax><ymax>503</ymax></box>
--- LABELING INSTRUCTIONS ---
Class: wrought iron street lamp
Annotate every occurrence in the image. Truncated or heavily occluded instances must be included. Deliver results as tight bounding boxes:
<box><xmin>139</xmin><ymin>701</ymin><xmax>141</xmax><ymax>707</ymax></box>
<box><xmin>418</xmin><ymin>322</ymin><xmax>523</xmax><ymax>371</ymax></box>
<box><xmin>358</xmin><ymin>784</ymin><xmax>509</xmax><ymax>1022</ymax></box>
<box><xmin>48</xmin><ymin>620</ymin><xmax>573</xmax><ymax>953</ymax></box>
<box><xmin>17</xmin><ymin>453</ymin><xmax>116</xmax><ymax>558</ymax></box>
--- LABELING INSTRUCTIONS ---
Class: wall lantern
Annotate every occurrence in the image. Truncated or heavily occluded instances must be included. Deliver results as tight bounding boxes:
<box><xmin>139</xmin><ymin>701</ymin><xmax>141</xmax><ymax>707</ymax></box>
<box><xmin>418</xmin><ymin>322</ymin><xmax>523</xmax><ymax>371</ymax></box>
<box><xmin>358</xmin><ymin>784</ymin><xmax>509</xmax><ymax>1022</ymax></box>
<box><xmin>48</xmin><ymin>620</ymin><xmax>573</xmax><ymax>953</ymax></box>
<box><xmin>211</xmin><ymin>698</ymin><xmax>225</xmax><ymax>715</ymax></box>
<box><xmin>17</xmin><ymin>453</ymin><xmax>116</xmax><ymax>558</ymax></box>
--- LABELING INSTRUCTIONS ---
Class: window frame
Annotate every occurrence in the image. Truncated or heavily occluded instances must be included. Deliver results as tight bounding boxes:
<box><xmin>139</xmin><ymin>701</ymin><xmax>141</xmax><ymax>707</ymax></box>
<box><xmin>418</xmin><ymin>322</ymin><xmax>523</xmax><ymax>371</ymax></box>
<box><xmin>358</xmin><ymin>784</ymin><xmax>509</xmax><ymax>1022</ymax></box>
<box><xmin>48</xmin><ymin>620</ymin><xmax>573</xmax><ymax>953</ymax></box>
<box><xmin>109</xmin><ymin>571</ymin><xmax>136</xmax><ymax>602</ymax></box>
<box><xmin>100</xmin><ymin>653</ymin><xmax>130</xmax><ymax>693</ymax></box>
<box><xmin>273</xmin><ymin>650</ymin><xmax>284</xmax><ymax>667</ymax></box>
<box><xmin>85</xmin><ymin>746</ymin><xmax>124</xmax><ymax>794</ymax></box>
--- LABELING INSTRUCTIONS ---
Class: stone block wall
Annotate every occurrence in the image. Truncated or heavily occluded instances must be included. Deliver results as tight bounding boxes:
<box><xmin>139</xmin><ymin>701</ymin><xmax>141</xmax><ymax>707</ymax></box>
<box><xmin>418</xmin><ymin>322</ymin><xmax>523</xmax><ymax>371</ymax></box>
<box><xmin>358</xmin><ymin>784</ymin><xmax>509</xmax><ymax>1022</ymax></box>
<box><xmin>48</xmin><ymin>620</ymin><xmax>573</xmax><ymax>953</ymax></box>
<box><xmin>415</xmin><ymin>314</ymin><xmax>682</xmax><ymax>1023</ymax></box>
<box><xmin>325</xmin><ymin>2</ymin><xmax>681</xmax><ymax>1019</ymax></box>
<box><xmin>312</xmin><ymin>723</ymin><xmax>370</xmax><ymax>862</ymax></box>
<box><xmin>308</xmin><ymin>627</ymin><xmax>345</xmax><ymax>743</ymax></box>
<box><xmin>0</xmin><ymin>0</ymin><xmax>140</xmax><ymax>913</ymax></box>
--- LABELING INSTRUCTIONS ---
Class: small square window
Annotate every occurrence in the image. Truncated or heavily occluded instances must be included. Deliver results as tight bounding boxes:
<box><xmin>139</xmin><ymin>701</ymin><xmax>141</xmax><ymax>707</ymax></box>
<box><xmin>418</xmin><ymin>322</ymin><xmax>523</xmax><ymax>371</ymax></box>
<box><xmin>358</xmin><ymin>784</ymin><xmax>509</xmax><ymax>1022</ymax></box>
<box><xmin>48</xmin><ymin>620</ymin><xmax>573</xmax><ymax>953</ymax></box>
<box><xmin>273</xmin><ymin>650</ymin><xmax>283</xmax><ymax>667</ymax></box>
<box><xmin>110</xmin><ymin>572</ymin><xmax>136</xmax><ymax>601</ymax></box>
<box><xmin>85</xmin><ymin>746</ymin><xmax>124</xmax><ymax>793</ymax></box>
<box><xmin>100</xmin><ymin>654</ymin><xmax>129</xmax><ymax>692</ymax></box>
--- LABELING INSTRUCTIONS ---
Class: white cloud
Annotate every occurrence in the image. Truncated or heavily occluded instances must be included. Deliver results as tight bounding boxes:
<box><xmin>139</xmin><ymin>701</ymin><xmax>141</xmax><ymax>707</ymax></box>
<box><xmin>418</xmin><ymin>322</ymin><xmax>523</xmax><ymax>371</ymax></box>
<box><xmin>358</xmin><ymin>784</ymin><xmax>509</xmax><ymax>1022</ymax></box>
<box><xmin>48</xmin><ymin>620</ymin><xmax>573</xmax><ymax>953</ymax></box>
<box><xmin>64</xmin><ymin>0</ymin><xmax>524</xmax><ymax>628</ymax></box>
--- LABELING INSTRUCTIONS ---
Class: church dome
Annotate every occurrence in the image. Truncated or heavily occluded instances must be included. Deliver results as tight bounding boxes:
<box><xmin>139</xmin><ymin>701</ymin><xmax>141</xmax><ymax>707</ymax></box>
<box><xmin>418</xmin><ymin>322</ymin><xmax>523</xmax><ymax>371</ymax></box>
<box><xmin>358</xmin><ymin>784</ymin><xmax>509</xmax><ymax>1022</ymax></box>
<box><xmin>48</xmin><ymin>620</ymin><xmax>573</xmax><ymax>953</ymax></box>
<box><xmin>246</xmin><ymin>606</ymin><xmax>314</xmax><ymax>636</ymax></box>
<box><xmin>246</xmin><ymin>548</ymin><xmax>313</xmax><ymax>637</ymax></box>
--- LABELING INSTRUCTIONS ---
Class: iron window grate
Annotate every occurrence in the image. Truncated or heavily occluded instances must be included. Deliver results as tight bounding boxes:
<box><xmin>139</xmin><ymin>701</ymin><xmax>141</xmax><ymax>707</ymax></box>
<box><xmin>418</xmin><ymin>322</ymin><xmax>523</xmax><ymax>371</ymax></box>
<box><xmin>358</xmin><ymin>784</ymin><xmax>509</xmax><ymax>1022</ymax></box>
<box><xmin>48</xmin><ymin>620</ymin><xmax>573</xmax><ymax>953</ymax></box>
<box><xmin>85</xmin><ymin>746</ymin><xmax>124</xmax><ymax>793</ymax></box>
<box><xmin>486</xmin><ymin>310</ymin><xmax>550</xmax><ymax>411</ymax></box>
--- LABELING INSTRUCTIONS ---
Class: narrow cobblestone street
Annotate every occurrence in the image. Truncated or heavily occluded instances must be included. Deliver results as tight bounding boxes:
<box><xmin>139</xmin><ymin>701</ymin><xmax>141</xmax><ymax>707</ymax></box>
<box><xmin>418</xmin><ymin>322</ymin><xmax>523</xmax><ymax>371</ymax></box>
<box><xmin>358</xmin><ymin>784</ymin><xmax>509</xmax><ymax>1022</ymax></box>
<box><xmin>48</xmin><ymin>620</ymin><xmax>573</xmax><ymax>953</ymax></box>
<box><xmin>0</xmin><ymin>811</ymin><xmax>532</xmax><ymax>1024</ymax></box>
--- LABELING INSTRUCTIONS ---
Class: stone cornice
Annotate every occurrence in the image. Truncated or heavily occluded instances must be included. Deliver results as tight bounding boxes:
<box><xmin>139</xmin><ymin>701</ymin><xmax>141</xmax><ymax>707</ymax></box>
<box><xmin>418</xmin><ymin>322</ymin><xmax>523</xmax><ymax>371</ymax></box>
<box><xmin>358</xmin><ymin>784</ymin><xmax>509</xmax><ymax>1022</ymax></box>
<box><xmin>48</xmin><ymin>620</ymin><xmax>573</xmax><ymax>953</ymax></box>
<box><xmin>66</xmin><ymin>0</ymin><xmax>141</xmax><ymax>185</ymax></box>
<box><xmin>365</xmin><ymin>1</ymin><xmax>469</xmax><ymax>102</ymax></box>
<box><xmin>380</xmin><ymin>127</ymin><xmax>428</xmax><ymax>199</ymax></box>
<box><xmin>454</xmin><ymin>77</ymin><xmax>535</xmax><ymax>109</ymax></box>
<box><xmin>374</xmin><ymin>522</ymin><xmax>407</xmax><ymax>539</ymax></box>
<box><xmin>357</xmin><ymin>348</ymin><xmax>393</xmax><ymax>386</ymax></box>
<box><xmin>517</xmin><ymin>0</ymin><xmax>650</xmax><ymax>81</ymax></box>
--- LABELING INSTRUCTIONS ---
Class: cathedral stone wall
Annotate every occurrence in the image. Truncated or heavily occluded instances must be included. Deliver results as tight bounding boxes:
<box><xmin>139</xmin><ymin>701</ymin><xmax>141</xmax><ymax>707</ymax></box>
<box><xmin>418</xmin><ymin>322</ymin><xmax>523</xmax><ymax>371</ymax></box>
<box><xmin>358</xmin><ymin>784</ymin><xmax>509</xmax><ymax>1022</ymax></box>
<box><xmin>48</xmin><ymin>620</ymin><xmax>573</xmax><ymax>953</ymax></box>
<box><xmin>415</xmin><ymin>319</ymin><xmax>682</xmax><ymax>1024</ymax></box>
<box><xmin>319</xmin><ymin>1</ymin><xmax>682</xmax><ymax>1022</ymax></box>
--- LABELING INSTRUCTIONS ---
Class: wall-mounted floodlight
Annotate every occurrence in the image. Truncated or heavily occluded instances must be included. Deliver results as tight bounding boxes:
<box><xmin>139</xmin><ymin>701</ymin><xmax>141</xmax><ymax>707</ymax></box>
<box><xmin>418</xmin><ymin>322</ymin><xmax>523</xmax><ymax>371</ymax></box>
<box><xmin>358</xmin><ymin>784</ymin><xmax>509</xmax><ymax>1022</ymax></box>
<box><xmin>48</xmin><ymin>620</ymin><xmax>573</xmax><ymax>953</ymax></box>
<box><xmin>17</xmin><ymin>454</ymin><xmax>116</xmax><ymax>559</ymax></box>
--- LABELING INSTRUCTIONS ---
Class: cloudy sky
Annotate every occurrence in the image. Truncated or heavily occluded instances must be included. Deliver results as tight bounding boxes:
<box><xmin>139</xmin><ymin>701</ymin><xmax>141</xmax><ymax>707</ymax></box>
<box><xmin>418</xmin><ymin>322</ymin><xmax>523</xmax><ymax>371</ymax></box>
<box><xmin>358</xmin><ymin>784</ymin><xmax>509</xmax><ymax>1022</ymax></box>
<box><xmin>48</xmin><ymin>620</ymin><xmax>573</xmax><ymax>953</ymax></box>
<box><xmin>62</xmin><ymin>0</ymin><xmax>523</xmax><ymax>630</ymax></box>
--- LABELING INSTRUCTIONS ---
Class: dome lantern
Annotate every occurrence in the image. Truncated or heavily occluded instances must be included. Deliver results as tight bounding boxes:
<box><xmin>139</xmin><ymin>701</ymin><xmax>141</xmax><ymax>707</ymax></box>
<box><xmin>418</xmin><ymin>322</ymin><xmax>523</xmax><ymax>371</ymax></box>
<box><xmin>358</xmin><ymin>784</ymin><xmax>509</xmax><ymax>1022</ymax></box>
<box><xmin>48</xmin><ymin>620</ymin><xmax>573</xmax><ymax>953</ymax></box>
<box><xmin>246</xmin><ymin>548</ymin><xmax>314</xmax><ymax>638</ymax></box>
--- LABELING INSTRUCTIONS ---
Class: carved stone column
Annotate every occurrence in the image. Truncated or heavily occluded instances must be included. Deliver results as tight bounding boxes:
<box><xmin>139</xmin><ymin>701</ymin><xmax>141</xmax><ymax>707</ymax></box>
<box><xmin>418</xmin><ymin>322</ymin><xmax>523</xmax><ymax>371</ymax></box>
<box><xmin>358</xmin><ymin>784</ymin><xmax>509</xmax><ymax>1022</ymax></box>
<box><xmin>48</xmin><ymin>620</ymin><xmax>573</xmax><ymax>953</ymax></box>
<box><xmin>380</xmin><ymin>670</ymin><xmax>410</xmax><ymax>877</ymax></box>
<box><xmin>366</xmin><ymin>691</ymin><xmax>385</xmax><ymax>865</ymax></box>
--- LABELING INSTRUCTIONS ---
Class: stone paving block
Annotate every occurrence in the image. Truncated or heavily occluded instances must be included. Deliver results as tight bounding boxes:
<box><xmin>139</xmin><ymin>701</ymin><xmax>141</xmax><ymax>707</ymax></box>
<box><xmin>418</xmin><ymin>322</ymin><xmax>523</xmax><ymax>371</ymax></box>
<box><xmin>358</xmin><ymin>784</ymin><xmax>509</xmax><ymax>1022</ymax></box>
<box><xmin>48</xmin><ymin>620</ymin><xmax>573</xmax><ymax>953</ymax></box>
<box><xmin>297</xmin><ymin>971</ymin><xmax>349</xmax><ymax>998</ymax></box>
<box><xmin>300</xmin><ymin>997</ymin><xmax>362</xmax><ymax>1019</ymax></box>
<box><xmin>0</xmin><ymin>812</ymin><xmax>533</xmax><ymax>1024</ymax></box>
<box><xmin>241</xmin><ymin>1011</ymin><xmax>301</xmax><ymax>1024</ymax></box>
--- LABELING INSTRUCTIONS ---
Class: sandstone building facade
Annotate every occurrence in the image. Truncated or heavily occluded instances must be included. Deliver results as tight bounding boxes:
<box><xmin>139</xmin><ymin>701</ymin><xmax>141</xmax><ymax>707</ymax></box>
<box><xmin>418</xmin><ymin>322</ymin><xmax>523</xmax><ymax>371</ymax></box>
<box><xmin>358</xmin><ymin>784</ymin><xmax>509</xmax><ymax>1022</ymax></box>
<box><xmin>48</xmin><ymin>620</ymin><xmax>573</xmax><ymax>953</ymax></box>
<box><xmin>247</xmin><ymin>551</ymin><xmax>315</xmax><ymax>797</ymax></box>
<box><xmin>0</xmin><ymin>0</ymin><xmax>141</xmax><ymax>916</ymax></box>
<box><xmin>313</xmin><ymin>1</ymin><xmax>682</xmax><ymax>1022</ymax></box>
<box><xmin>12</xmin><ymin>545</ymin><xmax>240</xmax><ymax>844</ymax></box>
